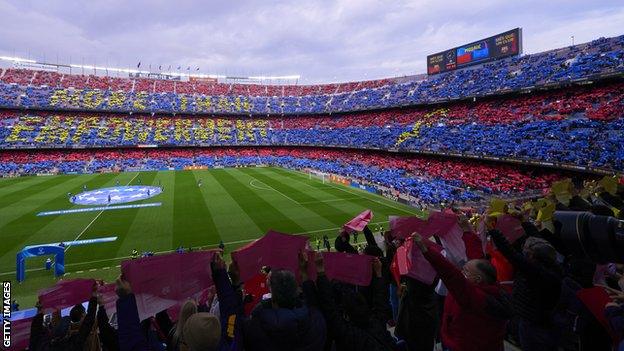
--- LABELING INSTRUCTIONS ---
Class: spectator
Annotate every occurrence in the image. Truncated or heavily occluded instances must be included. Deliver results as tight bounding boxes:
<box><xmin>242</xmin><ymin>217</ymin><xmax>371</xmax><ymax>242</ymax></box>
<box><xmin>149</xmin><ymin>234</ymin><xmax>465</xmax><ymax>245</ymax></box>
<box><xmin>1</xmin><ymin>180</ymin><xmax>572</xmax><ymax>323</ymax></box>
<box><xmin>315</xmin><ymin>254</ymin><xmax>397</xmax><ymax>350</ymax></box>
<box><xmin>243</xmin><ymin>264</ymin><xmax>326</xmax><ymax>351</ymax></box>
<box><xmin>168</xmin><ymin>300</ymin><xmax>198</xmax><ymax>351</ymax></box>
<box><xmin>490</xmin><ymin>230</ymin><xmax>563</xmax><ymax>351</ymax></box>
<box><xmin>30</xmin><ymin>284</ymin><xmax>98</xmax><ymax>351</ymax></box>
<box><xmin>335</xmin><ymin>231</ymin><xmax>357</xmax><ymax>254</ymax></box>
<box><xmin>412</xmin><ymin>233</ymin><xmax>512</xmax><ymax>351</ymax></box>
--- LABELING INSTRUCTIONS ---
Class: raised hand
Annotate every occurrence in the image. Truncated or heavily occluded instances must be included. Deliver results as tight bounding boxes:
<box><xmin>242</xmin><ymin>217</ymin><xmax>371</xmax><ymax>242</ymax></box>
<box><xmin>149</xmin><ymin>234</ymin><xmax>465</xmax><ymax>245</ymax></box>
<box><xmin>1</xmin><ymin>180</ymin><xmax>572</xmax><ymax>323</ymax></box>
<box><xmin>410</xmin><ymin>233</ymin><xmax>428</xmax><ymax>253</ymax></box>
<box><xmin>372</xmin><ymin>257</ymin><xmax>382</xmax><ymax>278</ymax></box>
<box><xmin>115</xmin><ymin>275</ymin><xmax>132</xmax><ymax>297</ymax></box>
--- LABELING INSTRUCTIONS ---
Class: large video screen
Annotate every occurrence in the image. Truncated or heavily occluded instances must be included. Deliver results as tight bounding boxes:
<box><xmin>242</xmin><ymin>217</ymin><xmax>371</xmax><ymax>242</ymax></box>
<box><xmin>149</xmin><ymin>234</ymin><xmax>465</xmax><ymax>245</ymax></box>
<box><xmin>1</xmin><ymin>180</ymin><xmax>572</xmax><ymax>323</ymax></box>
<box><xmin>427</xmin><ymin>28</ymin><xmax>522</xmax><ymax>75</ymax></box>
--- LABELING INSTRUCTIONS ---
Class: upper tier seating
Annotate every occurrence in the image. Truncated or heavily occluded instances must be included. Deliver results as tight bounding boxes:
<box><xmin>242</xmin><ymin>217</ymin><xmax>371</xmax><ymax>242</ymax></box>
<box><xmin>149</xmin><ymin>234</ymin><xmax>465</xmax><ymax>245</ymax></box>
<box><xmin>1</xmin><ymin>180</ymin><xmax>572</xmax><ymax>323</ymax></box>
<box><xmin>0</xmin><ymin>35</ymin><xmax>621</xmax><ymax>115</ymax></box>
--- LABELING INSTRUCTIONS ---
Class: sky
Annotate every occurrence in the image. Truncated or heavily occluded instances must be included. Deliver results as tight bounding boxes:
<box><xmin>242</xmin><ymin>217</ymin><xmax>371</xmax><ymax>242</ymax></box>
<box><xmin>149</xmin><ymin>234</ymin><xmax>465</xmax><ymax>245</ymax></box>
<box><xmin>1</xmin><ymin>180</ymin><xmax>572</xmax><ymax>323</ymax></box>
<box><xmin>0</xmin><ymin>0</ymin><xmax>622</xmax><ymax>83</ymax></box>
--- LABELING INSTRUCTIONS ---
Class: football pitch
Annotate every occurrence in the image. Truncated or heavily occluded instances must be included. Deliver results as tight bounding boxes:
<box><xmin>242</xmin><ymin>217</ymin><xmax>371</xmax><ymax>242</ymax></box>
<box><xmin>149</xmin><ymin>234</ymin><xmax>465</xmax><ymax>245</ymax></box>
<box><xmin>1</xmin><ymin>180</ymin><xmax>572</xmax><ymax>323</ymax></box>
<box><xmin>0</xmin><ymin>167</ymin><xmax>422</xmax><ymax>306</ymax></box>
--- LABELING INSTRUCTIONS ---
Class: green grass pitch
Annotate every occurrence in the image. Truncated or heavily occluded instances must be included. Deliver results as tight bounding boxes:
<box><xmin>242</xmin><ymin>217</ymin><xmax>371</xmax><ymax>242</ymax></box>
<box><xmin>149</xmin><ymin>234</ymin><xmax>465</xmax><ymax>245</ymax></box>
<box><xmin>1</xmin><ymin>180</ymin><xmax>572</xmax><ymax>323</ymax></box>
<box><xmin>0</xmin><ymin>167</ymin><xmax>423</xmax><ymax>307</ymax></box>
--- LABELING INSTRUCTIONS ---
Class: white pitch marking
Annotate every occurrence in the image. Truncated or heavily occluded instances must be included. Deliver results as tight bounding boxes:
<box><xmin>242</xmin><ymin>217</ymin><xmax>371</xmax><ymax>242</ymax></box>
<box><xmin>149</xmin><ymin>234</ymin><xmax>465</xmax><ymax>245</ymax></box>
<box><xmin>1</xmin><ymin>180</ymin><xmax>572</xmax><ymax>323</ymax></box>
<box><xmin>0</xmin><ymin>220</ymin><xmax>390</xmax><ymax>276</ymax></box>
<box><xmin>247</xmin><ymin>177</ymin><xmax>300</xmax><ymax>205</ymax></box>
<box><xmin>297</xmin><ymin>197</ymin><xmax>361</xmax><ymax>205</ymax></box>
<box><xmin>287</xmin><ymin>169</ymin><xmax>417</xmax><ymax>215</ymax></box>
<box><xmin>65</xmin><ymin>173</ymin><xmax>140</xmax><ymax>253</ymax></box>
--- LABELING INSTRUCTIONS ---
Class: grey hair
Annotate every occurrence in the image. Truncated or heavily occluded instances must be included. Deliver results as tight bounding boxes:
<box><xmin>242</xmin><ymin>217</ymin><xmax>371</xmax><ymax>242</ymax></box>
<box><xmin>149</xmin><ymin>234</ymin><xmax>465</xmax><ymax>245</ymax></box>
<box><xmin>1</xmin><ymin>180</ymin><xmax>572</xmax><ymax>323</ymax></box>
<box><xmin>269</xmin><ymin>270</ymin><xmax>298</xmax><ymax>309</ymax></box>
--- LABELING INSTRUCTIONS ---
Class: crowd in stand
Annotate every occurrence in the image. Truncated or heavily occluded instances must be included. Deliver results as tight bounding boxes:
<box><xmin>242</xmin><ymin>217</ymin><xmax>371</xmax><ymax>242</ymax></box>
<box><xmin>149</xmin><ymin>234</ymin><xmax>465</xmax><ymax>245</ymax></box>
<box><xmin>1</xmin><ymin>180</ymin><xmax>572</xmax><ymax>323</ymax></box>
<box><xmin>0</xmin><ymin>147</ymin><xmax>565</xmax><ymax>205</ymax></box>
<box><xmin>0</xmin><ymin>35</ymin><xmax>622</xmax><ymax>115</ymax></box>
<box><xmin>19</xmin><ymin>176</ymin><xmax>624</xmax><ymax>351</ymax></box>
<box><xmin>1</xmin><ymin>79</ymin><xmax>623</xmax><ymax>171</ymax></box>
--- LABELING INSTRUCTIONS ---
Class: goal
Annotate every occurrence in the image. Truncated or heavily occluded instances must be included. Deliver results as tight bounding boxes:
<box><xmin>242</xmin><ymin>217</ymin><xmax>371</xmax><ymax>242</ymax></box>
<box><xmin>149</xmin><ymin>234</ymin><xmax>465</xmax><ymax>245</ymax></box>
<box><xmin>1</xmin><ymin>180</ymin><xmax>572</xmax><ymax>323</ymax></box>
<box><xmin>308</xmin><ymin>170</ymin><xmax>328</xmax><ymax>184</ymax></box>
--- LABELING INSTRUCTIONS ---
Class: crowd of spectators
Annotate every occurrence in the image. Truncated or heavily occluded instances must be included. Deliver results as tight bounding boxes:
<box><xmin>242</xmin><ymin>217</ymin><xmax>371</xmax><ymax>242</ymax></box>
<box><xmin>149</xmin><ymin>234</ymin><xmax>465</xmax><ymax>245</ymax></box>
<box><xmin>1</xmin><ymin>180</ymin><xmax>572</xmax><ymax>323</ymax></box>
<box><xmin>19</xmin><ymin>176</ymin><xmax>624</xmax><ymax>351</ymax></box>
<box><xmin>1</xmin><ymin>79</ymin><xmax>622</xmax><ymax>171</ymax></box>
<box><xmin>0</xmin><ymin>35</ymin><xmax>622</xmax><ymax>115</ymax></box>
<box><xmin>0</xmin><ymin>147</ymin><xmax>566</xmax><ymax>205</ymax></box>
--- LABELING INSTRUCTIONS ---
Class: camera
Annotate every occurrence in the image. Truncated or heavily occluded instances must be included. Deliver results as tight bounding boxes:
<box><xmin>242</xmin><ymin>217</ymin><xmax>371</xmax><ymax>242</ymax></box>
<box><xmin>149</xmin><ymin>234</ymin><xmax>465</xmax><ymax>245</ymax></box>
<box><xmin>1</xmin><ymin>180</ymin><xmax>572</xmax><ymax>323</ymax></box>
<box><xmin>554</xmin><ymin>211</ymin><xmax>624</xmax><ymax>263</ymax></box>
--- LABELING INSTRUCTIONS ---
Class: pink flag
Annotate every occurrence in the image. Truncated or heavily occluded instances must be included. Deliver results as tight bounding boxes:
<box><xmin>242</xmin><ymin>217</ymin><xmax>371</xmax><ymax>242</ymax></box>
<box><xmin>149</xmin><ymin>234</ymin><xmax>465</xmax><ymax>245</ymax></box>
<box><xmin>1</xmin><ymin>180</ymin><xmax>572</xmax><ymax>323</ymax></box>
<box><xmin>231</xmin><ymin>237</ymin><xmax>268</xmax><ymax>283</ymax></box>
<box><xmin>121</xmin><ymin>250</ymin><xmax>216</xmax><ymax>321</ymax></box>
<box><xmin>436</xmin><ymin>223</ymin><xmax>467</xmax><ymax>263</ymax></box>
<box><xmin>395</xmin><ymin>245</ymin><xmax>409</xmax><ymax>275</ymax></box>
<box><xmin>306</xmin><ymin>251</ymin><xmax>374</xmax><ymax>286</ymax></box>
<box><xmin>405</xmin><ymin>240</ymin><xmax>442</xmax><ymax>285</ymax></box>
<box><xmin>389</xmin><ymin>216</ymin><xmax>432</xmax><ymax>239</ymax></box>
<box><xmin>231</xmin><ymin>230</ymin><xmax>309</xmax><ymax>282</ymax></box>
<box><xmin>97</xmin><ymin>283</ymin><xmax>118</xmax><ymax>317</ymax></box>
<box><xmin>39</xmin><ymin>278</ymin><xmax>95</xmax><ymax>312</ymax></box>
<box><xmin>428</xmin><ymin>211</ymin><xmax>460</xmax><ymax>235</ymax></box>
<box><xmin>495</xmin><ymin>215</ymin><xmax>525</xmax><ymax>244</ymax></box>
<box><xmin>390</xmin><ymin>211</ymin><xmax>459</xmax><ymax>239</ymax></box>
<box><xmin>9</xmin><ymin>316</ymin><xmax>33</xmax><ymax>350</ymax></box>
<box><xmin>343</xmin><ymin>209</ymin><xmax>373</xmax><ymax>232</ymax></box>
<box><xmin>323</xmin><ymin>252</ymin><xmax>374</xmax><ymax>286</ymax></box>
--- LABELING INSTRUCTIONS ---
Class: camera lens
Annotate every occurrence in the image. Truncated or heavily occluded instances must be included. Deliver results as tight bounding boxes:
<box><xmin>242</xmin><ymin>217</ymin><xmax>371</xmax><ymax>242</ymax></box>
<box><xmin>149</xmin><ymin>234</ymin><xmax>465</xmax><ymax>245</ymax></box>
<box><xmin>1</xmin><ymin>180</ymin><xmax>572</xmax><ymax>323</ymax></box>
<box><xmin>554</xmin><ymin>211</ymin><xmax>624</xmax><ymax>263</ymax></box>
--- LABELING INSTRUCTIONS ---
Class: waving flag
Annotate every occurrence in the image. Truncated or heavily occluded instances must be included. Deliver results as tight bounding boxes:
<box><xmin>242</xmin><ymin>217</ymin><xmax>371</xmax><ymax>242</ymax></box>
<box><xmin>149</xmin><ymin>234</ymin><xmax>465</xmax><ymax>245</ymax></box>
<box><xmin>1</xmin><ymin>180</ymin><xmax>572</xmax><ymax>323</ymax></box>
<box><xmin>306</xmin><ymin>251</ymin><xmax>374</xmax><ymax>286</ymax></box>
<box><xmin>39</xmin><ymin>278</ymin><xmax>95</xmax><ymax>312</ymax></box>
<box><xmin>495</xmin><ymin>214</ymin><xmax>525</xmax><ymax>243</ymax></box>
<box><xmin>343</xmin><ymin>209</ymin><xmax>373</xmax><ymax>232</ymax></box>
<box><xmin>121</xmin><ymin>250</ymin><xmax>217</xmax><ymax>321</ymax></box>
<box><xmin>231</xmin><ymin>230</ymin><xmax>309</xmax><ymax>282</ymax></box>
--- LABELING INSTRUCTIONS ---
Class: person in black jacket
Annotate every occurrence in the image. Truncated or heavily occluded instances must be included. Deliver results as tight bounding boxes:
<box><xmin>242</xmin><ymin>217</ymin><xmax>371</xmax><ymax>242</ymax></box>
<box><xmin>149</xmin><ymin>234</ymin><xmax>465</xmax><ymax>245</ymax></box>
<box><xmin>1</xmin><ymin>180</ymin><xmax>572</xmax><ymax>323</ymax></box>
<box><xmin>315</xmin><ymin>254</ymin><xmax>397</xmax><ymax>351</ymax></box>
<box><xmin>490</xmin><ymin>229</ymin><xmax>563</xmax><ymax>351</ymax></box>
<box><xmin>335</xmin><ymin>231</ymin><xmax>358</xmax><ymax>254</ymax></box>
<box><xmin>96</xmin><ymin>294</ymin><xmax>119</xmax><ymax>351</ymax></box>
<box><xmin>395</xmin><ymin>276</ymin><xmax>438</xmax><ymax>351</ymax></box>
<box><xmin>243</xmin><ymin>267</ymin><xmax>326</xmax><ymax>351</ymax></box>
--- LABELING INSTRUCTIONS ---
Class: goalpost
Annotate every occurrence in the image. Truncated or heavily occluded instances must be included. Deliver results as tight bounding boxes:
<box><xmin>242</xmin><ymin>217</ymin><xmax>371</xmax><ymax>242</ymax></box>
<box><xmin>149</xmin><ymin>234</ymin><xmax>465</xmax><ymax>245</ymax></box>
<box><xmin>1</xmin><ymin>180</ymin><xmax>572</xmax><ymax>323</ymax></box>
<box><xmin>308</xmin><ymin>169</ymin><xmax>328</xmax><ymax>184</ymax></box>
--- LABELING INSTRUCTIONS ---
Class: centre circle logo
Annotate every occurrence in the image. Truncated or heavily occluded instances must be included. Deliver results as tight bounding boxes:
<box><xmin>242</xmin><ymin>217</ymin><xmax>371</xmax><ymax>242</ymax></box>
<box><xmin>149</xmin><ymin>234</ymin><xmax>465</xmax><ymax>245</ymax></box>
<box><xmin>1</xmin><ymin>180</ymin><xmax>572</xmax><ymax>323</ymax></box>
<box><xmin>70</xmin><ymin>186</ymin><xmax>162</xmax><ymax>206</ymax></box>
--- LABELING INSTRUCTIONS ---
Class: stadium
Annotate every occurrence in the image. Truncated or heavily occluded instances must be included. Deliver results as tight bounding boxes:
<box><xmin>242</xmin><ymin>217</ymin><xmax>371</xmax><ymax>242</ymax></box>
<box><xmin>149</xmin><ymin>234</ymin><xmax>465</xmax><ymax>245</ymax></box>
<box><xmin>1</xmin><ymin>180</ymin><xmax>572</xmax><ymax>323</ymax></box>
<box><xmin>1</xmin><ymin>2</ymin><xmax>624</xmax><ymax>350</ymax></box>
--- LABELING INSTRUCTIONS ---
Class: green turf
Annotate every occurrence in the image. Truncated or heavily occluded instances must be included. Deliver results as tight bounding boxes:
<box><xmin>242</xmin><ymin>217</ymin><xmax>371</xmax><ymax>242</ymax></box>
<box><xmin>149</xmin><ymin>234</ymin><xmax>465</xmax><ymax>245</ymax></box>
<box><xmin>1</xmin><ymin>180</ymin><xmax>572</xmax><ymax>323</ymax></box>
<box><xmin>0</xmin><ymin>167</ymin><xmax>424</xmax><ymax>308</ymax></box>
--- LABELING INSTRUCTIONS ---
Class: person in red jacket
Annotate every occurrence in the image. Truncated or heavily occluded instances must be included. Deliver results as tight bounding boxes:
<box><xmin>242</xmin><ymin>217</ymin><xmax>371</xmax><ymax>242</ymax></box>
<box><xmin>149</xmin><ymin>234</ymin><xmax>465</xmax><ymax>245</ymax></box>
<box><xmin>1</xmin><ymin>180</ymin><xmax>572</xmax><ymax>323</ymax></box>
<box><xmin>412</xmin><ymin>233</ymin><xmax>511</xmax><ymax>351</ymax></box>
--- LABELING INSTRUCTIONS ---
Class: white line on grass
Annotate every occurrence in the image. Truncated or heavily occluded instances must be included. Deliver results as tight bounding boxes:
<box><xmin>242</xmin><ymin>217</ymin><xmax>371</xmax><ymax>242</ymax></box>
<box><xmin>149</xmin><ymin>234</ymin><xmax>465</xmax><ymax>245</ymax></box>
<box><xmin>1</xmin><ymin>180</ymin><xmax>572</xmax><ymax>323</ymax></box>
<box><xmin>287</xmin><ymin>169</ymin><xmax>418</xmax><ymax>215</ymax></box>
<box><xmin>0</xmin><ymin>220</ymin><xmax>390</xmax><ymax>276</ymax></box>
<box><xmin>248</xmin><ymin>179</ymin><xmax>273</xmax><ymax>191</ymax></box>
<box><xmin>65</xmin><ymin>172</ymin><xmax>140</xmax><ymax>253</ymax></box>
<box><xmin>246</xmin><ymin>176</ymin><xmax>301</xmax><ymax>205</ymax></box>
<box><xmin>298</xmin><ymin>197</ymin><xmax>361</xmax><ymax>205</ymax></box>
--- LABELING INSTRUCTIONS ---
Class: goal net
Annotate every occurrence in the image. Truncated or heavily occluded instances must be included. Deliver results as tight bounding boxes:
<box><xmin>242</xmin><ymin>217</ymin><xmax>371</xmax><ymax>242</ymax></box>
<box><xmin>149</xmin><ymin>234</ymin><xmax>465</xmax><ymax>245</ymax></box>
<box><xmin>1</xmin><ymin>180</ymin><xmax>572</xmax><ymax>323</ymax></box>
<box><xmin>308</xmin><ymin>170</ymin><xmax>328</xmax><ymax>184</ymax></box>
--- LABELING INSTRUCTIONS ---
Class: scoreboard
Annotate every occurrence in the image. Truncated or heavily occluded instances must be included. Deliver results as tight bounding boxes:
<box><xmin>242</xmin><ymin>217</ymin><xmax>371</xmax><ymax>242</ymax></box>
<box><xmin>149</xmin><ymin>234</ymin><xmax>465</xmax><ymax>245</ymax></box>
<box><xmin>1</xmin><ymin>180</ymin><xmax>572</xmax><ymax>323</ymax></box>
<box><xmin>427</xmin><ymin>28</ymin><xmax>522</xmax><ymax>75</ymax></box>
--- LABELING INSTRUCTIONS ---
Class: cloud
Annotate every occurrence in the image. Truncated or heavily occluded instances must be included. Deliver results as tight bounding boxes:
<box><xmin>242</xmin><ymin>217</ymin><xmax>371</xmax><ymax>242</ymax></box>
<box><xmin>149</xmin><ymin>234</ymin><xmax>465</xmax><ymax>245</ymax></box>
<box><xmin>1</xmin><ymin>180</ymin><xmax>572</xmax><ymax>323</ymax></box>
<box><xmin>0</xmin><ymin>0</ymin><xmax>622</xmax><ymax>83</ymax></box>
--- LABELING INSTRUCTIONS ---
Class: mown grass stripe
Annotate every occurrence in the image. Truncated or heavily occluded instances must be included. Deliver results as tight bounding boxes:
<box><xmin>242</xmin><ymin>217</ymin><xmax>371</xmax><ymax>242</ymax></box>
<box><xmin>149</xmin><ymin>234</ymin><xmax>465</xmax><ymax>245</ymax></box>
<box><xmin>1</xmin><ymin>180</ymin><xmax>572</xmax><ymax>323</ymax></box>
<box><xmin>241</xmin><ymin>167</ymin><xmax>356</xmax><ymax>227</ymax></box>
<box><xmin>194</xmin><ymin>170</ymin><xmax>261</xmax><ymax>243</ymax></box>
<box><xmin>0</xmin><ymin>175</ymin><xmax>80</xmax><ymax>213</ymax></box>
<box><xmin>0</xmin><ymin>175</ymin><xmax>51</xmax><ymax>193</ymax></box>
<box><xmin>276</xmin><ymin>168</ymin><xmax>422</xmax><ymax>216</ymax></box>
<box><xmin>67</xmin><ymin>172</ymin><xmax>161</xmax><ymax>263</ymax></box>
<box><xmin>230</xmin><ymin>168</ymin><xmax>338</xmax><ymax>232</ymax></box>
<box><xmin>211</xmin><ymin>168</ymin><xmax>307</xmax><ymax>234</ymax></box>
<box><xmin>171</xmin><ymin>170</ymin><xmax>220</xmax><ymax>249</ymax></box>
<box><xmin>0</xmin><ymin>173</ymin><xmax>119</xmax><ymax>267</ymax></box>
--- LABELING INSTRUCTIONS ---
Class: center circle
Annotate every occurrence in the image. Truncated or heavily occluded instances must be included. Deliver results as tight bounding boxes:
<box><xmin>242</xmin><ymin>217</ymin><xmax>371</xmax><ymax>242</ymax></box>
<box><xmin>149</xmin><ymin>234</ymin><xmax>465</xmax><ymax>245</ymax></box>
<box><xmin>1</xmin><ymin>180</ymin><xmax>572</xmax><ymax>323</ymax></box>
<box><xmin>70</xmin><ymin>186</ymin><xmax>162</xmax><ymax>205</ymax></box>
